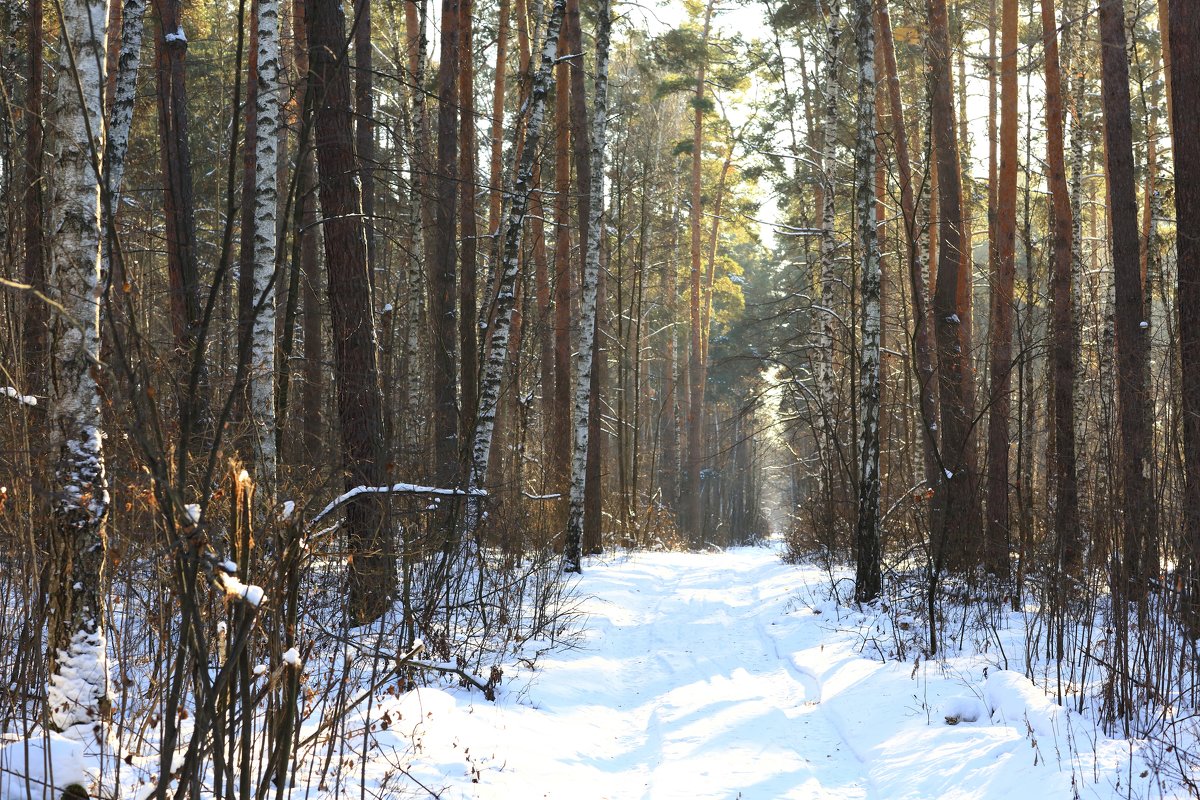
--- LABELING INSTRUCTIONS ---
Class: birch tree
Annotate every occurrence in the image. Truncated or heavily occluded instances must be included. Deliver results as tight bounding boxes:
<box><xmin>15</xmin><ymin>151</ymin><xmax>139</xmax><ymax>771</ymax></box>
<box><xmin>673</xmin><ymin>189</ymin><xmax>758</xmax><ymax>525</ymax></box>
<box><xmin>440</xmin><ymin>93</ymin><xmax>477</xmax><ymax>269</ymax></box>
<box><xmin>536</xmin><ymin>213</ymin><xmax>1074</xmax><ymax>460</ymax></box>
<box><xmin>814</xmin><ymin>0</ymin><xmax>841</xmax><ymax>511</ymax></box>
<box><xmin>468</xmin><ymin>0</ymin><xmax>568</xmax><ymax>520</ymax></box>
<box><xmin>45</xmin><ymin>0</ymin><xmax>111</xmax><ymax>739</ymax></box>
<box><xmin>251</xmin><ymin>0</ymin><xmax>281</xmax><ymax>500</ymax></box>
<box><xmin>852</xmin><ymin>0</ymin><xmax>881</xmax><ymax>603</ymax></box>
<box><xmin>565</xmin><ymin>0</ymin><xmax>612</xmax><ymax>573</ymax></box>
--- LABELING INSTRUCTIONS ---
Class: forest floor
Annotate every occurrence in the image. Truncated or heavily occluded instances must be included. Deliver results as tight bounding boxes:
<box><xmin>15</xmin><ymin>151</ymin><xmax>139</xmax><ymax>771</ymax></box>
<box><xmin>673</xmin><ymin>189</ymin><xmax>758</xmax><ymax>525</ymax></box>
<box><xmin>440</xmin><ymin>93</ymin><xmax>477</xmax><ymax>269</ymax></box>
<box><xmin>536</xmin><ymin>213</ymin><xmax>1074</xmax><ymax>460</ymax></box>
<box><xmin>1</xmin><ymin>546</ymin><xmax>1182</xmax><ymax>799</ymax></box>
<box><xmin>374</xmin><ymin>547</ymin><xmax>1173</xmax><ymax>799</ymax></box>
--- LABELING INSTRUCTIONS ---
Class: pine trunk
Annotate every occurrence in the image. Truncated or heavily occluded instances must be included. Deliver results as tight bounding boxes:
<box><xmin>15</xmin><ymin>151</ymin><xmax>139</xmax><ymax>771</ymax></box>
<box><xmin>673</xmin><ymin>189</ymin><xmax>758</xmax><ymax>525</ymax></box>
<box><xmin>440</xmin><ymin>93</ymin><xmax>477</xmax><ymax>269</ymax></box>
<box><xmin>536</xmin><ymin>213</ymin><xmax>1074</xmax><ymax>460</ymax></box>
<box><xmin>984</xmin><ymin>0</ymin><xmax>1017</xmax><ymax>578</ymax></box>
<box><xmin>1100</xmin><ymin>0</ymin><xmax>1152</xmax><ymax>596</ymax></box>
<box><xmin>684</xmin><ymin>0</ymin><xmax>714</xmax><ymax>541</ymax></box>
<box><xmin>309</xmin><ymin>0</ymin><xmax>395</xmax><ymax>622</ymax></box>
<box><xmin>1170</xmin><ymin>0</ymin><xmax>1200</xmax><ymax>625</ymax></box>
<box><xmin>1041</xmin><ymin>0</ymin><xmax>1080</xmax><ymax>574</ymax></box>
<box><xmin>928</xmin><ymin>0</ymin><xmax>980</xmax><ymax>568</ymax></box>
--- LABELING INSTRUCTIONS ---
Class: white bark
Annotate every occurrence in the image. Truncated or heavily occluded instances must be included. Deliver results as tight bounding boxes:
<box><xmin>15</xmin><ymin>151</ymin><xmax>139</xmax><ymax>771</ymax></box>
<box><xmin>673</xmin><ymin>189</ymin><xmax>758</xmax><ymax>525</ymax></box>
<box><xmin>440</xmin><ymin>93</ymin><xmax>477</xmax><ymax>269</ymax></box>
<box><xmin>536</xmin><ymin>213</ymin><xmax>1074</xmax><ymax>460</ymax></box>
<box><xmin>252</xmin><ymin>0</ymin><xmax>281</xmax><ymax>501</ymax></box>
<box><xmin>45</xmin><ymin>0</ymin><xmax>111</xmax><ymax>740</ymax></box>
<box><xmin>564</xmin><ymin>0</ymin><xmax>612</xmax><ymax>572</ymax></box>
<box><xmin>104</xmin><ymin>0</ymin><xmax>146</xmax><ymax>205</ymax></box>
<box><xmin>815</xmin><ymin>0</ymin><xmax>840</xmax><ymax>484</ymax></box>
<box><xmin>852</xmin><ymin>0</ymin><xmax>880</xmax><ymax>602</ymax></box>
<box><xmin>466</xmin><ymin>0</ymin><xmax>568</xmax><ymax>529</ymax></box>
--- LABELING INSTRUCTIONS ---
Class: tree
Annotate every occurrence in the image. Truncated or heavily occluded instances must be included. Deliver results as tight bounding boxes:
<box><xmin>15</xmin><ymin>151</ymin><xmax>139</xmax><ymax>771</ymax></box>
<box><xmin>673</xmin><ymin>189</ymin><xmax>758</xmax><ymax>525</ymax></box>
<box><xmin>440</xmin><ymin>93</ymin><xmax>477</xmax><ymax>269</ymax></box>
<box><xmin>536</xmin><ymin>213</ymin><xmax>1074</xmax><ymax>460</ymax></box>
<box><xmin>851</xmin><ymin>0</ymin><xmax>881</xmax><ymax>603</ymax></box>
<box><xmin>21</xmin><ymin>0</ymin><xmax>46</xmax><ymax>401</ymax></box>
<box><xmin>309</xmin><ymin>0</ymin><xmax>395</xmax><ymax>622</ymax></box>
<box><xmin>928</xmin><ymin>0</ymin><xmax>980</xmax><ymax>570</ymax></box>
<box><xmin>684</xmin><ymin>0</ymin><xmax>715</xmax><ymax>541</ymax></box>
<box><xmin>1171</xmin><ymin>0</ymin><xmax>1200</xmax><ymax>624</ymax></box>
<box><xmin>1041</xmin><ymin>0</ymin><xmax>1079</xmax><ymax>574</ymax></box>
<box><xmin>984</xmin><ymin>0</ymin><xmax>1017</xmax><ymax>578</ymax></box>
<box><xmin>430</xmin><ymin>0</ymin><xmax>461</xmax><ymax>492</ymax></box>
<box><xmin>1100</xmin><ymin>0</ymin><xmax>1152</xmax><ymax>596</ymax></box>
<box><xmin>155</xmin><ymin>0</ymin><xmax>210</xmax><ymax>459</ymax></box>
<box><xmin>44</xmin><ymin>0</ymin><xmax>112</xmax><ymax>739</ymax></box>
<box><xmin>565</xmin><ymin>0</ymin><xmax>612</xmax><ymax>571</ymax></box>
<box><xmin>251</xmin><ymin>0</ymin><xmax>282</xmax><ymax>500</ymax></box>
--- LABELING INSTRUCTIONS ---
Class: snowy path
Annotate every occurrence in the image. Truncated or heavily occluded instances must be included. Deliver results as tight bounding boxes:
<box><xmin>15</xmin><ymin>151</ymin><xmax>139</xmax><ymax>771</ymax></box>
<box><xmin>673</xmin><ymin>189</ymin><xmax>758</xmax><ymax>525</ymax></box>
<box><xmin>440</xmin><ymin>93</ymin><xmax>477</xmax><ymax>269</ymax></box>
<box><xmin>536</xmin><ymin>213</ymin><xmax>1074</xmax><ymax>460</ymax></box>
<box><xmin>372</xmin><ymin>548</ymin><xmax>1161</xmax><ymax>800</ymax></box>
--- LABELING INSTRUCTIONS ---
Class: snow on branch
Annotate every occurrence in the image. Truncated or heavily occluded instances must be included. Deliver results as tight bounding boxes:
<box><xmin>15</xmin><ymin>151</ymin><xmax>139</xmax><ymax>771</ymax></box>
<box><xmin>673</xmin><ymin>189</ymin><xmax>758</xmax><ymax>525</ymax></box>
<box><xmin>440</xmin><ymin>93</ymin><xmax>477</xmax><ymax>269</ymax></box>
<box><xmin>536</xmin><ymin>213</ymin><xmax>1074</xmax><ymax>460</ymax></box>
<box><xmin>308</xmin><ymin>482</ymin><xmax>489</xmax><ymax>529</ymax></box>
<box><xmin>1</xmin><ymin>387</ymin><xmax>37</xmax><ymax>407</ymax></box>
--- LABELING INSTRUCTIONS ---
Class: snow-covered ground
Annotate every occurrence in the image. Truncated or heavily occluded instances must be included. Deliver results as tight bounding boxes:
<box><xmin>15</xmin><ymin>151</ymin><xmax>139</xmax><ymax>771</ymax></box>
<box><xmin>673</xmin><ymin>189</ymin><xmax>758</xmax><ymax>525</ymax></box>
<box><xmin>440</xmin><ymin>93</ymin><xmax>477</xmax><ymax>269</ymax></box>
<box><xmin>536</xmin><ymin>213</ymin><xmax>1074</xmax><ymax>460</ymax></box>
<box><xmin>342</xmin><ymin>547</ymin><xmax>1170</xmax><ymax>799</ymax></box>
<box><xmin>2</xmin><ymin>547</ymin><xmax>1183</xmax><ymax>799</ymax></box>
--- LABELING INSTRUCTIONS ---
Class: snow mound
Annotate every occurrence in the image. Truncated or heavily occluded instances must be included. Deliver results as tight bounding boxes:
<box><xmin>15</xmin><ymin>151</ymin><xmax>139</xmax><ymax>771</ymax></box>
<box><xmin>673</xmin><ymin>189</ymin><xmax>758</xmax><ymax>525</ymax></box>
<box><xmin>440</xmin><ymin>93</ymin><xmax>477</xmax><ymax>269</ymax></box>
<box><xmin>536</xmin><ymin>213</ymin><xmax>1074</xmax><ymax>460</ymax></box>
<box><xmin>985</xmin><ymin>670</ymin><xmax>1063</xmax><ymax>737</ymax></box>
<box><xmin>941</xmin><ymin>694</ymin><xmax>988</xmax><ymax>725</ymax></box>
<box><xmin>0</xmin><ymin>733</ymin><xmax>96</xmax><ymax>800</ymax></box>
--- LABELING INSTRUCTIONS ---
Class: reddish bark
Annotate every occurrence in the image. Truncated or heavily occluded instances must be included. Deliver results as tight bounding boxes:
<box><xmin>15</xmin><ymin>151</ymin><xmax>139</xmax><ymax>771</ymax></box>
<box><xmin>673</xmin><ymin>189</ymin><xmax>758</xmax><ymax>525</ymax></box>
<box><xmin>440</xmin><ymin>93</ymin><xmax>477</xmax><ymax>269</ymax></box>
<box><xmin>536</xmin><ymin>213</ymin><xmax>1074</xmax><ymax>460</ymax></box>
<box><xmin>309</xmin><ymin>0</ymin><xmax>394</xmax><ymax>621</ymax></box>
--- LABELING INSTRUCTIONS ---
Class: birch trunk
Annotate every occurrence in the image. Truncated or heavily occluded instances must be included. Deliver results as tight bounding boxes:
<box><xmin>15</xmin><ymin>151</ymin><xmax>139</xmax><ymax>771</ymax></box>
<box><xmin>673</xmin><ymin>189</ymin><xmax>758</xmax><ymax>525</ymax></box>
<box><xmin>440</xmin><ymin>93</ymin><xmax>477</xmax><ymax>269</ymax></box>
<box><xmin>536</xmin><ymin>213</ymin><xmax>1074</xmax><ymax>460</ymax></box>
<box><xmin>815</xmin><ymin>0</ymin><xmax>841</xmax><ymax>514</ymax></box>
<box><xmin>564</xmin><ymin>0</ymin><xmax>611</xmax><ymax>573</ymax></box>
<box><xmin>852</xmin><ymin>0</ymin><xmax>881</xmax><ymax>603</ymax></box>
<box><xmin>45</xmin><ymin>0</ymin><xmax>111</xmax><ymax>740</ymax></box>
<box><xmin>251</xmin><ymin>0</ymin><xmax>281</xmax><ymax>501</ymax></box>
<box><xmin>467</xmin><ymin>0</ymin><xmax>568</xmax><ymax>519</ymax></box>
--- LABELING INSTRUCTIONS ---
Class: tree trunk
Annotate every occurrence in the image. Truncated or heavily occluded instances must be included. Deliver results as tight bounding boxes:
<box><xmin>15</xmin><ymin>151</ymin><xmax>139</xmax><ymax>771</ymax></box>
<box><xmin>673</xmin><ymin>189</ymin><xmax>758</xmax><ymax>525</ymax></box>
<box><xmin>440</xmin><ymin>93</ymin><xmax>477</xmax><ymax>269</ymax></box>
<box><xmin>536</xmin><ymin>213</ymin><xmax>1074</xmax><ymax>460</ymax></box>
<box><xmin>1170</xmin><ymin>0</ymin><xmax>1200</xmax><ymax>625</ymax></box>
<box><xmin>984</xmin><ymin>0</ymin><xmax>1017</xmax><ymax>578</ymax></box>
<box><xmin>1100</xmin><ymin>0</ymin><xmax>1152</xmax><ymax>596</ymax></box>
<box><xmin>293</xmin><ymin>0</ymin><xmax>323</xmax><ymax>467</ymax></box>
<box><xmin>21</xmin><ymin>0</ymin><xmax>46</xmax><ymax>400</ymax></box>
<box><xmin>246</xmin><ymin>0</ymin><xmax>281</xmax><ymax>501</ymax></box>
<box><xmin>928</xmin><ymin>0</ymin><xmax>980</xmax><ymax>568</ymax></box>
<box><xmin>565</xmin><ymin>0</ymin><xmax>611</xmax><ymax>572</ymax></box>
<box><xmin>468</xmin><ymin>0</ymin><xmax>567</xmax><ymax>509</ymax></box>
<box><xmin>309</xmin><ymin>0</ymin><xmax>395</xmax><ymax>622</ymax></box>
<box><xmin>459</xmin><ymin>0</ymin><xmax>480</xmax><ymax>444</ymax></box>
<box><xmin>876</xmin><ymin>0</ymin><xmax>938</xmax><ymax>489</ymax></box>
<box><xmin>815</xmin><ymin>0</ymin><xmax>841</xmax><ymax>528</ymax></box>
<box><xmin>354</xmin><ymin>0</ymin><xmax>376</xmax><ymax>292</ymax></box>
<box><xmin>156</xmin><ymin>0</ymin><xmax>210</xmax><ymax>464</ymax></box>
<box><xmin>684</xmin><ymin>0</ymin><xmax>714</xmax><ymax>542</ymax></box>
<box><xmin>1041</xmin><ymin>0</ymin><xmax>1079</xmax><ymax>574</ymax></box>
<box><xmin>430</xmin><ymin>0</ymin><xmax>461</xmax><ymax>490</ymax></box>
<box><xmin>551</xmin><ymin>23</ymin><xmax>573</xmax><ymax>495</ymax></box>
<box><xmin>852</xmin><ymin>0</ymin><xmax>881</xmax><ymax>603</ymax></box>
<box><xmin>45</xmin><ymin>0</ymin><xmax>111</xmax><ymax>740</ymax></box>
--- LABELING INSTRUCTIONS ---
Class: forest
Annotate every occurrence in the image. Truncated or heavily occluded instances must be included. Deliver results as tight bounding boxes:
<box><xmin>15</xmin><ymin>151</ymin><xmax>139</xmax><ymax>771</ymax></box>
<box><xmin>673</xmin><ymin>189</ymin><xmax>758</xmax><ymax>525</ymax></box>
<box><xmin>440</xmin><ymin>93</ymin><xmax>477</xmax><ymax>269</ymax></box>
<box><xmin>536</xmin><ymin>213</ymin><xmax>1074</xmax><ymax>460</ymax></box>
<box><xmin>0</xmin><ymin>0</ymin><xmax>1198</xmax><ymax>795</ymax></box>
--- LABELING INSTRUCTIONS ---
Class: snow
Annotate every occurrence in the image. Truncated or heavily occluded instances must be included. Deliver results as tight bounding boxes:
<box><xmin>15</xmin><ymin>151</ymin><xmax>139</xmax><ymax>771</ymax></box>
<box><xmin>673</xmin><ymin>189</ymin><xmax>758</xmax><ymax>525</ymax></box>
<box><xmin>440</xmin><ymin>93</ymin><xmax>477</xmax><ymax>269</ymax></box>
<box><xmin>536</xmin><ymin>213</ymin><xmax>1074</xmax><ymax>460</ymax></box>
<box><xmin>217</xmin><ymin>572</ymin><xmax>265</xmax><ymax>607</ymax></box>
<box><xmin>0</xmin><ymin>732</ymin><xmax>96</xmax><ymax>800</ymax></box>
<box><xmin>5</xmin><ymin>549</ymin><xmax>1175</xmax><ymax>799</ymax></box>
<box><xmin>183</xmin><ymin>503</ymin><xmax>200</xmax><ymax>524</ymax></box>
<box><xmin>164</xmin><ymin>26</ymin><xmax>186</xmax><ymax>43</ymax></box>
<box><xmin>338</xmin><ymin>548</ymin><xmax>1162</xmax><ymax>799</ymax></box>
<box><xmin>280</xmin><ymin>499</ymin><xmax>295</xmax><ymax>520</ymax></box>
<box><xmin>1</xmin><ymin>387</ymin><xmax>37</xmax><ymax>406</ymax></box>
